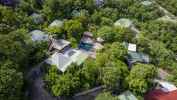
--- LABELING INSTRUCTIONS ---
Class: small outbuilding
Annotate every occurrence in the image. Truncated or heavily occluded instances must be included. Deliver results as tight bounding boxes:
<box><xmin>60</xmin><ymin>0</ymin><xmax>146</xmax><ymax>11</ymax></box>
<box><xmin>30</xmin><ymin>13</ymin><xmax>44</xmax><ymax>24</ymax></box>
<box><xmin>29</xmin><ymin>30</ymin><xmax>48</xmax><ymax>42</ymax></box>
<box><xmin>49</xmin><ymin>20</ymin><xmax>64</xmax><ymax>28</ymax></box>
<box><xmin>95</xmin><ymin>0</ymin><xmax>104</xmax><ymax>7</ymax></box>
<box><xmin>114</xmin><ymin>18</ymin><xmax>133</xmax><ymax>28</ymax></box>
<box><xmin>141</xmin><ymin>1</ymin><xmax>153</xmax><ymax>6</ymax></box>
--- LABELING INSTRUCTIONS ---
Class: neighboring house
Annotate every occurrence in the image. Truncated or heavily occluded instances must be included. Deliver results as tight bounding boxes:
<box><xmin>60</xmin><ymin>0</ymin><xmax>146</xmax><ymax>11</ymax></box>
<box><xmin>114</xmin><ymin>18</ymin><xmax>140</xmax><ymax>36</ymax></box>
<box><xmin>95</xmin><ymin>0</ymin><xmax>104</xmax><ymax>7</ymax></box>
<box><xmin>114</xmin><ymin>18</ymin><xmax>133</xmax><ymax>28</ymax></box>
<box><xmin>126</xmin><ymin>51</ymin><xmax>150</xmax><ymax>68</ymax></box>
<box><xmin>30</xmin><ymin>13</ymin><xmax>44</xmax><ymax>24</ymax></box>
<box><xmin>46</xmin><ymin>49</ymin><xmax>88</xmax><ymax>72</ymax></box>
<box><xmin>0</xmin><ymin>0</ymin><xmax>19</xmax><ymax>6</ymax></box>
<box><xmin>123</xmin><ymin>42</ymin><xmax>149</xmax><ymax>67</ymax></box>
<box><xmin>141</xmin><ymin>1</ymin><xmax>153</xmax><ymax>6</ymax></box>
<box><xmin>145</xmin><ymin>80</ymin><xmax>177</xmax><ymax>100</ymax></box>
<box><xmin>48</xmin><ymin>39</ymin><xmax>71</xmax><ymax>53</ymax></box>
<box><xmin>79</xmin><ymin>32</ymin><xmax>94</xmax><ymax>51</ymax></box>
<box><xmin>46</xmin><ymin>52</ymin><xmax>73</xmax><ymax>72</ymax></box>
<box><xmin>118</xmin><ymin>91</ymin><xmax>138</xmax><ymax>100</ymax></box>
<box><xmin>29</xmin><ymin>30</ymin><xmax>49</xmax><ymax>42</ymax></box>
<box><xmin>49</xmin><ymin>20</ymin><xmax>64</xmax><ymax>28</ymax></box>
<box><xmin>79</xmin><ymin>32</ymin><xmax>104</xmax><ymax>58</ymax></box>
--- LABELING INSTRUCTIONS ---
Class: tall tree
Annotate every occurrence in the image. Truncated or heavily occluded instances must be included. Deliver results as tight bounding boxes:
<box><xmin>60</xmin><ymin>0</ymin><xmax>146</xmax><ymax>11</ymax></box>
<box><xmin>0</xmin><ymin>61</ymin><xmax>23</xmax><ymax>100</ymax></box>
<box><xmin>126</xmin><ymin>64</ymin><xmax>157</xmax><ymax>95</ymax></box>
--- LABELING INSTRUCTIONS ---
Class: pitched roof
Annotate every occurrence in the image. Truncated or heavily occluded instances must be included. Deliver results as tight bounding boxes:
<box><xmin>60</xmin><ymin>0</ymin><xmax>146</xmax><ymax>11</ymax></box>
<box><xmin>51</xmin><ymin>39</ymin><xmax>71</xmax><ymax>51</ymax></box>
<box><xmin>49</xmin><ymin>20</ymin><xmax>63</xmax><ymax>28</ymax></box>
<box><xmin>154</xmin><ymin>80</ymin><xmax>177</xmax><ymax>92</ymax></box>
<box><xmin>29</xmin><ymin>30</ymin><xmax>48</xmax><ymax>41</ymax></box>
<box><xmin>145</xmin><ymin>90</ymin><xmax>177</xmax><ymax>100</ymax></box>
<box><xmin>30</xmin><ymin>13</ymin><xmax>44</xmax><ymax>24</ymax></box>
<box><xmin>141</xmin><ymin>1</ymin><xmax>152</xmax><ymax>6</ymax></box>
<box><xmin>127</xmin><ymin>51</ymin><xmax>150</xmax><ymax>63</ymax></box>
<box><xmin>64</xmin><ymin>49</ymin><xmax>89</xmax><ymax>65</ymax></box>
<box><xmin>118</xmin><ymin>91</ymin><xmax>138</xmax><ymax>100</ymax></box>
<box><xmin>46</xmin><ymin>52</ymin><xmax>72</xmax><ymax>72</ymax></box>
<box><xmin>114</xmin><ymin>18</ymin><xmax>133</xmax><ymax>28</ymax></box>
<box><xmin>46</xmin><ymin>49</ymin><xmax>88</xmax><ymax>72</ymax></box>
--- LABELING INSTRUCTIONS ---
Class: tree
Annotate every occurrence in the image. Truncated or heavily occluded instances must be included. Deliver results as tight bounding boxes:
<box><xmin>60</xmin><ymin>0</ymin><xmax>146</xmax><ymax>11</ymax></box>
<box><xmin>44</xmin><ymin>65</ymin><xmax>60</xmax><ymax>89</ymax></box>
<box><xmin>100</xmin><ymin>60</ymin><xmax>129</xmax><ymax>91</ymax></box>
<box><xmin>64</xmin><ymin>19</ymin><xmax>84</xmax><ymax>40</ymax></box>
<box><xmin>126</xmin><ymin>64</ymin><xmax>157</xmax><ymax>95</ymax></box>
<box><xmin>45</xmin><ymin>65</ymin><xmax>81</xmax><ymax>96</ymax></box>
<box><xmin>81</xmin><ymin>59</ymin><xmax>100</xmax><ymax>89</ymax></box>
<box><xmin>148</xmin><ymin>40</ymin><xmax>175</xmax><ymax>67</ymax></box>
<box><xmin>51</xmin><ymin>73</ymin><xmax>80</xmax><ymax>96</ymax></box>
<box><xmin>95</xmin><ymin>92</ymin><xmax>119</xmax><ymax>100</ymax></box>
<box><xmin>0</xmin><ymin>61</ymin><xmax>23</xmax><ymax>100</ymax></box>
<box><xmin>105</xmin><ymin>42</ymin><xmax>127</xmax><ymax>60</ymax></box>
<box><xmin>96</xmin><ymin>26</ymin><xmax>115</xmax><ymax>42</ymax></box>
<box><xmin>96</xmin><ymin>26</ymin><xmax>133</xmax><ymax>43</ymax></box>
<box><xmin>0</xmin><ymin>29</ymin><xmax>32</xmax><ymax>67</ymax></box>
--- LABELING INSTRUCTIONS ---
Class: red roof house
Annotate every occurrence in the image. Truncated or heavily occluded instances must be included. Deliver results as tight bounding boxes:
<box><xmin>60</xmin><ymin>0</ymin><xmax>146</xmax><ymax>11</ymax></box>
<box><xmin>145</xmin><ymin>89</ymin><xmax>177</xmax><ymax>100</ymax></box>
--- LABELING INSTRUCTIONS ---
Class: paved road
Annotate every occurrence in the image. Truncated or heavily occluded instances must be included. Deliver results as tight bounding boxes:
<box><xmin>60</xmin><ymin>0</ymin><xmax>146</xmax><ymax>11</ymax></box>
<box><xmin>29</xmin><ymin>78</ymin><xmax>57</xmax><ymax>100</ymax></box>
<box><xmin>26</xmin><ymin>60</ymin><xmax>57</xmax><ymax>100</ymax></box>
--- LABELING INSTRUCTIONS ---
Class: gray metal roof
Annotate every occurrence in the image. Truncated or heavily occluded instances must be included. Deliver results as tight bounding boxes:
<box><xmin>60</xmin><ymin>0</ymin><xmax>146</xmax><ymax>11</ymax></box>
<box><xmin>127</xmin><ymin>51</ymin><xmax>150</xmax><ymax>63</ymax></box>
<box><xmin>46</xmin><ymin>48</ymin><xmax>89</xmax><ymax>72</ymax></box>
<box><xmin>46</xmin><ymin>52</ymin><xmax>72</xmax><ymax>72</ymax></box>
<box><xmin>30</xmin><ymin>30</ymin><xmax>48</xmax><ymax>42</ymax></box>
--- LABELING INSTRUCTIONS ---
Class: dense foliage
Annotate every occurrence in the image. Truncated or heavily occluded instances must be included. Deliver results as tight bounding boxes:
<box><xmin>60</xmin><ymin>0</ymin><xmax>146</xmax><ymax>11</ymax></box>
<box><xmin>0</xmin><ymin>0</ymin><xmax>177</xmax><ymax>99</ymax></box>
<box><xmin>155</xmin><ymin>0</ymin><xmax>177</xmax><ymax>16</ymax></box>
<box><xmin>126</xmin><ymin>64</ymin><xmax>157</xmax><ymax>95</ymax></box>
